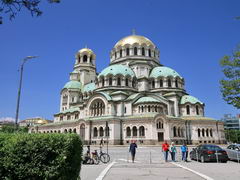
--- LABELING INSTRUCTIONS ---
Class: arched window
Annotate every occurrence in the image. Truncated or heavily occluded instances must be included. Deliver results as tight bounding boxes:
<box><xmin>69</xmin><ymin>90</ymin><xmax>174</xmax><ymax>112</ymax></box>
<box><xmin>206</xmin><ymin>129</ymin><xmax>209</xmax><ymax>137</ymax></box>
<box><xmin>142</xmin><ymin>47</ymin><xmax>145</xmax><ymax>56</ymax></box>
<box><xmin>139</xmin><ymin>126</ymin><xmax>145</xmax><ymax>136</ymax></box>
<box><xmin>115</xmin><ymin>52</ymin><xmax>117</xmax><ymax>59</ymax></box>
<box><xmin>83</xmin><ymin>55</ymin><xmax>88</xmax><ymax>62</ymax></box>
<box><xmin>138</xmin><ymin>106</ymin><xmax>141</xmax><ymax>113</ymax></box>
<box><xmin>132</xmin><ymin>79</ymin><xmax>136</xmax><ymax>88</ymax></box>
<box><xmin>93</xmin><ymin>127</ymin><xmax>98</xmax><ymax>137</ymax></box>
<box><xmin>156</xmin><ymin>121</ymin><xmax>163</xmax><ymax>129</ymax></box>
<box><xmin>210</xmin><ymin>129</ymin><xmax>213</xmax><ymax>137</ymax></box>
<box><xmin>196</xmin><ymin>105</ymin><xmax>199</xmax><ymax>115</ymax></box>
<box><xmin>132</xmin><ymin>126</ymin><xmax>137</xmax><ymax>136</ymax></box>
<box><xmin>168</xmin><ymin>79</ymin><xmax>172</xmax><ymax>87</ymax></box>
<box><xmin>175</xmin><ymin>79</ymin><xmax>178</xmax><ymax>88</ymax></box>
<box><xmin>64</xmin><ymin>129</ymin><xmax>67</xmax><ymax>133</ymax></box>
<box><xmin>126</xmin><ymin>48</ymin><xmax>130</xmax><ymax>56</ymax></box>
<box><xmin>134</xmin><ymin>47</ymin><xmax>138</xmax><ymax>55</ymax></box>
<box><xmin>141</xmin><ymin>106</ymin><xmax>144</xmax><ymax>112</ymax></box>
<box><xmin>105</xmin><ymin>126</ymin><xmax>110</xmax><ymax>137</ymax></box>
<box><xmin>69</xmin><ymin>129</ymin><xmax>72</xmax><ymax>133</ymax></box>
<box><xmin>148</xmin><ymin>105</ymin><xmax>151</xmax><ymax>112</ymax></box>
<box><xmin>109</xmin><ymin>77</ymin><xmax>112</xmax><ymax>86</ymax></box>
<box><xmin>186</xmin><ymin>105</ymin><xmax>190</xmax><ymax>115</ymax></box>
<box><xmin>90</xmin><ymin>99</ymin><xmax>105</xmax><ymax>117</ymax></box>
<box><xmin>73</xmin><ymin>129</ymin><xmax>76</xmax><ymax>133</ymax></box>
<box><xmin>117</xmin><ymin>77</ymin><xmax>121</xmax><ymax>86</ymax></box>
<box><xmin>99</xmin><ymin>127</ymin><xmax>104</xmax><ymax>137</ymax></box>
<box><xmin>198</xmin><ymin>128</ymin><xmax>201</xmax><ymax>137</ymax></box>
<box><xmin>160</xmin><ymin>79</ymin><xmax>163</xmax><ymax>87</ymax></box>
<box><xmin>173</xmin><ymin>126</ymin><xmax>177</xmax><ymax>137</ymax></box>
<box><xmin>125</xmin><ymin>78</ymin><xmax>128</xmax><ymax>86</ymax></box>
<box><xmin>181</xmin><ymin>128</ymin><xmax>184</xmax><ymax>137</ymax></box>
<box><xmin>120</xmin><ymin>49</ymin><xmax>122</xmax><ymax>58</ymax></box>
<box><xmin>152</xmin><ymin>80</ymin><xmax>155</xmax><ymax>88</ymax></box>
<box><xmin>126</xmin><ymin>127</ymin><xmax>131</xmax><ymax>137</ymax></box>
<box><xmin>202</xmin><ymin>129</ymin><xmax>205</xmax><ymax>137</ymax></box>
<box><xmin>154</xmin><ymin>51</ymin><xmax>156</xmax><ymax>57</ymax></box>
<box><xmin>102</xmin><ymin>77</ymin><xmax>105</xmax><ymax>87</ymax></box>
<box><xmin>148</xmin><ymin>49</ymin><xmax>151</xmax><ymax>57</ymax></box>
<box><xmin>124</xmin><ymin>106</ymin><xmax>127</xmax><ymax>113</ymax></box>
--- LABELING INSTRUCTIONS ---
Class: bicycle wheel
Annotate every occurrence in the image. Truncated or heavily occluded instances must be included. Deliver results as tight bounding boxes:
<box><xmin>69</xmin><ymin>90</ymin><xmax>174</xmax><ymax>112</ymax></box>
<box><xmin>100</xmin><ymin>153</ymin><xmax>110</xmax><ymax>163</ymax></box>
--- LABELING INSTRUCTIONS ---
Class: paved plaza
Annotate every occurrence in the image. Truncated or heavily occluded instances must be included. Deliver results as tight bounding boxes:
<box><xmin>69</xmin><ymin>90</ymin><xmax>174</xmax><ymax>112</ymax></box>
<box><xmin>81</xmin><ymin>146</ymin><xmax>240</xmax><ymax>180</ymax></box>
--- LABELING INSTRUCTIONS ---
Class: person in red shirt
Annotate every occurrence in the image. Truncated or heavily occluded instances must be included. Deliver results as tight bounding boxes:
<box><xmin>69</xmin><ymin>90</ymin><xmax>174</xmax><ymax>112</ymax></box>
<box><xmin>162</xmin><ymin>141</ymin><xmax>170</xmax><ymax>162</ymax></box>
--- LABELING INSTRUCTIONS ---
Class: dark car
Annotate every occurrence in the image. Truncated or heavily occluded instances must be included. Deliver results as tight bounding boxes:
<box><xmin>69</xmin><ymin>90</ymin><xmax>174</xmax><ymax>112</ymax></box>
<box><xmin>190</xmin><ymin>144</ymin><xmax>228</xmax><ymax>163</ymax></box>
<box><xmin>225</xmin><ymin>144</ymin><xmax>240</xmax><ymax>162</ymax></box>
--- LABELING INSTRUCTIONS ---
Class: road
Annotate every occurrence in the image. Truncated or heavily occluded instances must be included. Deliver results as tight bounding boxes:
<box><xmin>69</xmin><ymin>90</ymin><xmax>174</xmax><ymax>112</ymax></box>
<box><xmin>81</xmin><ymin>146</ymin><xmax>240</xmax><ymax>180</ymax></box>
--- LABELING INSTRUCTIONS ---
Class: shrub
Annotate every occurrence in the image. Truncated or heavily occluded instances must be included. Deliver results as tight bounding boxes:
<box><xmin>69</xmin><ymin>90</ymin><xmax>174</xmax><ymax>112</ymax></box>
<box><xmin>0</xmin><ymin>133</ymin><xmax>82</xmax><ymax>180</ymax></box>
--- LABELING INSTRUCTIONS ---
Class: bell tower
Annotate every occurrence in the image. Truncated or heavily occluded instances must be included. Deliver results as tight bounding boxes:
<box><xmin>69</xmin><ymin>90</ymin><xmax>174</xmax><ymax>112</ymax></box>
<box><xmin>72</xmin><ymin>47</ymin><xmax>96</xmax><ymax>85</ymax></box>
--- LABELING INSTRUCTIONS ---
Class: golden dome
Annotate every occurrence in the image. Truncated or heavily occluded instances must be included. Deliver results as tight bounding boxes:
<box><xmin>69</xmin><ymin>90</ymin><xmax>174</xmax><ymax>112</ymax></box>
<box><xmin>78</xmin><ymin>48</ymin><xmax>94</xmax><ymax>54</ymax></box>
<box><xmin>114</xmin><ymin>35</ymin><xmax>155</xmax><ymax>48</ymax></box>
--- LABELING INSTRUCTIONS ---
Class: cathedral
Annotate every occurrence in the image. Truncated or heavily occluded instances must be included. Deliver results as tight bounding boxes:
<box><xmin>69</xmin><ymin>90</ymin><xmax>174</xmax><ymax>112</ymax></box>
<box><xmin>33</xmin><ymin>33</ymin><xmax>226</xmax><ymax>145</ymax></box>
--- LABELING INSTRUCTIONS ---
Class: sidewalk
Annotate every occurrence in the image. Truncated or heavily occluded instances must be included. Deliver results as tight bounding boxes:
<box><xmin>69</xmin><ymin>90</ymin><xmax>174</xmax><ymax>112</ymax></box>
<box><xmin>104</xmin><ymin>161</ymin><xmax>203</xmax><ymax>180</ymax></box>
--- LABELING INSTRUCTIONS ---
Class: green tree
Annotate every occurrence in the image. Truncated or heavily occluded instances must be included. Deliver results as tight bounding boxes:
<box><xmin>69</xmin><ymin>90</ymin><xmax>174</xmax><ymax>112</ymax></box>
<box><xmin>220</xmin><ymin>46</ymin><xmax>240</xmax><ymax>109</ymax></box>
<box><xmin>0</xmin><ymin>0</ymin><xmax>60</xmax><ymax>24</ymax></box>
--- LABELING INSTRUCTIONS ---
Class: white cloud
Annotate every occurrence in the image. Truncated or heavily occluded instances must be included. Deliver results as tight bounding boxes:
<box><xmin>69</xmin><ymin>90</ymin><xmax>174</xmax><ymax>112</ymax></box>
<box><xmin>0</xmin><ymin>117</ymin><xmax>15</xmax><ymax>122</ymax></box>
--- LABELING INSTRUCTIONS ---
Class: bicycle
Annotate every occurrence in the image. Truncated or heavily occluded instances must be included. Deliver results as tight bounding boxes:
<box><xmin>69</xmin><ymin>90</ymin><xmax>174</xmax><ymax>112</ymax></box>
<box><xmin>99</xmin><ymin>146</ymin><xmax>110</xmax><ymax>164</ymax></box>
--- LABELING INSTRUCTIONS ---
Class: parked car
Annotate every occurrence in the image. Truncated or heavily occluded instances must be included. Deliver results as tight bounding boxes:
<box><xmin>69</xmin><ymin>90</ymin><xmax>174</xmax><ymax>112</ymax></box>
<box><xmin>190</xmin><ymin>144</ymin><xmax>228</xmax><ymax>163</ymax></box>
<box><xmin>225</xmin><ymin>144</ymin><xmax>240</xmax><ymax>161</ymax></box>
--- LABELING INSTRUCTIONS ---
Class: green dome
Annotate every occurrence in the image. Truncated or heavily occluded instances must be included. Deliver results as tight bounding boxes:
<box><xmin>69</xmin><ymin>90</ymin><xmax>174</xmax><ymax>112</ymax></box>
<box><xmin>134</xmin><ymin>96</ymin><xmax>160</xmax><ymax>104</ymax></box>
<box><xmin>150</xmin><ymin>66</ymin><xmax>182</xmax><ymax>78</ymax></box>
<box><xmin>98</xmin><ymin>64</ymin><xmax>135</xmax><ymax>77</ymax></box>
<box><xmin>83</xmin><ymin>82</ymin><xmax>96</xmax><ymax>92</ymax></box>
<box><xmin>180</xmin><ymin>95</ymin><xmax>203</xmax><ymax>105</ymax></box>
<box><xmin>63</xmin><ymin>81</ymin><xmax>82</xmax><ymax>89</ymax></box>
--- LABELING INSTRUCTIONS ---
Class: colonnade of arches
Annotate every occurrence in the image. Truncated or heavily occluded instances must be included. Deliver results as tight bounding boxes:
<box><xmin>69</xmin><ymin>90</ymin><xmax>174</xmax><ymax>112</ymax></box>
<box><xmin>137</xmin><ymin>104</ymin><xmax>166</xmax><ymax>114</ymax></box>
<box><xmin>198</xmin><ymin>128</ymin><xmax>213</xmax><ymax>138</ymax></box>
<box><xmin>111</xmin><ymin>45</ymin><xmax>159</xmax><ymax>61</ymax></box>
<box><xmin>150</xmin><ymin>77</ymin><xmax>184</xmax><ymax>89</ymax></box>
<box><xmin>97</xmin><ymin>75</ymin><xmax>137</xmax><ymax>89</ymax></box>
<box><xmin>39</xmin><ymin>128</ymin><xmax>77</xmax><ymax>134</ymax></box>
<box><xmin>156</xmin><ymin>120</ymin><xmax>164</xmax><ymax>129</ymax></box>
<box><xmin>173</xmin><ymin>126</ymin><xmax>185</xmax><ymax>137</ymax></box>
<box><xmin>125</xmin><ymin>126</ymin><xmax>145</xmax><ymax>137</ymax></box>
<box><xmin>93</xmin><ymin>126</ymin><xmax>110</xmax><ymax>137</ymax></box>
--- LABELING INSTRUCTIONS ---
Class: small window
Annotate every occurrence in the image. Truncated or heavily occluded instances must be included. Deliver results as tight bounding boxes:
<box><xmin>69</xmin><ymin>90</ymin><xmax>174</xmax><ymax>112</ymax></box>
<box><xmin>120</xmin><ymin>49</ymin><xmax>122</xmax><ymax>57</ymax></box>
<box><xmin>117</xmin><ymin>77</ymin><xmax>121</xmax><ymax>86</ymax></box>
<box><xmin>134</xmin><ymin>47</ymin><xmax>138</xmax><ymax>55</ymax></box>
<box><xmin>196</xmin><ymin>105</ymin><xmax>199</xmax><ymax>115</ymax></box>
<box><xmin>160</xmin><ymin>79</ymin><xmax>163</xmax><ymax>87</ymax></box>
<box><xmin>148</xmin><ymin>49</ymin><xmax>151</xmax><ymax>57</ymax></box>
<box><xmin>168</xmin><ymin>79</ymin><xmax>172</xmax><ymax>87</ymax></box>
<box><xmin>142</xmin><ymin>47</ymin><xmax>145</xmax><ymax>56</ymax></box>
<box><xmin>102</xmin><ymin>78</ymin><xmax>105</xmax><ymax>87</ymax></box>
<box><xmin>115</xmin><ymin>52</ymin><xmax>117</xmax><ymax>59</ymax></box>
<box><xmin>109</xmin><ymin>77</ymin><xmax>112</xmax><ymax>86</ymax></box>
<box><xmin>125</xmin><ymin>78</ymin><xmax>128</xmax><ymax>86</ymax></box>
<box><xmin>124</xmin><ymin>107</ymin><xmax>127</xmax><ymax>113</ymax></box>
<box><xmin>126</xmin><ymin>48</ymin><xmax>130</xmax><ymax>56</ymax></box>
<box><xmin>175</xmin><ymin>79</ymin><xmax>178</xmax><ymax>88</ymax></box>
<box><xmin>83</xmin><ymin>55</ymin><xmax>88</xmax><ymax>62</ymax></box>
<box><xmin>152</xmin><ymin>80</ymin><xmax>155</xmax><ymax>88</ymax></box>
<box><xmin>67</xmin><ymin>115</ymin><xmax>71</xmax><ymax>120</ymax></box>
<box><xmin>186</xmin><ymin>105</ymin><xmax>190</xmax><ymax>115</ymax></box>
<box><xmin>90</xmin><ymin>56</ymin><xmax>92</xmax><ymax>63</ymax></box>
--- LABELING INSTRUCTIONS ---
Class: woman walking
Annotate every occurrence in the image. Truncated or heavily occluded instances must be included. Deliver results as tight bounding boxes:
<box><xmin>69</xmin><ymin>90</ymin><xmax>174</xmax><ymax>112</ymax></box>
<box><xmin>129</xmin><ymin>140</ymin><xmax>137</xmax><ymax>163</ymax></box>
<box><xmin>170</xmin><ymin>142</ymin><xmax>177</xmax><ymax>162</ymax></box>
<box><xmin>162</xmin><ymin>141</ymin><xmax>169</xmax><ymax>162</ymax></box>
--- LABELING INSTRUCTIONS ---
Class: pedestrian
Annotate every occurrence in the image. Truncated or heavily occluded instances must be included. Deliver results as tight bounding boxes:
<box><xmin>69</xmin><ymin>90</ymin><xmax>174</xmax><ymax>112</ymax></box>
<box><xmin>129</xmin><ymin>140</ymin><xmax>137</xmax><ymax>163</ymax></box>
<box><xmin>162</xmin><ymin>141</ymin><xmax>169</xmax><ymax>162</ymax></box>
<box><xmin>170</xmin><ymin>142</ymin><xmax>177</xmax><ymax>162</ymax></box>
<box><xmin>100</xmin><ymin>138</ymin><xmax>104</xmax><ymax>147</ymax></box>
<box><xmin>181</xmin><ymin>143</ymin><xmax>187</xmax><ymax>162</ymax></box>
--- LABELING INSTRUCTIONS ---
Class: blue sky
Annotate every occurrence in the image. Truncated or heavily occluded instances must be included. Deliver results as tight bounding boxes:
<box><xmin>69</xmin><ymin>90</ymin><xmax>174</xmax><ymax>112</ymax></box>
<box><xmin>0</xmin><ymin>0</ymin><xmax>239</xmax><ymax>121</ymax></box>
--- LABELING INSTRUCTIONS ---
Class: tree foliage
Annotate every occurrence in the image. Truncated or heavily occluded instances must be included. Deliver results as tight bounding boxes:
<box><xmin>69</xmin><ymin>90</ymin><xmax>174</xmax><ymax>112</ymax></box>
<box><xmin>220</xmin><ymin>46</ymin><xmax>240</xmax><ymax>109</ymax></box>
<box><xmin>0</xmin><ymin>124</ymin><xmax>28</xmax><ymax>133</ymax></box>
<box><xmin>0</xmin><ymin>0</ymin><xmax>60</xmax><ymax>24</ymax></box>
<box><xmin>225</xmin><ymin>129</ymin><xmax>240</xmax><ymax>143</ymax></box>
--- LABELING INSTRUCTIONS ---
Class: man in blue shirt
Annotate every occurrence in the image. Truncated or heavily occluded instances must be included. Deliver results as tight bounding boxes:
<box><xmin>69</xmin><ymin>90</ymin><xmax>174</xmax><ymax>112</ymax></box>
<box><xmin>181</xmin><ymin>143</ymin><xmax>187</xmax><ymax>162</ymax></box>
<box><xmin>129</xmin><ymin>140</ymin><xmax>137</xmax><ymax>163</ymax></box>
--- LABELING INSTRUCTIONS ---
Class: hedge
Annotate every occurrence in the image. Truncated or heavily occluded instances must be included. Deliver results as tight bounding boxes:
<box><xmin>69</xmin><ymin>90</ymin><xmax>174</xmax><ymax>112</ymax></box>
<box><xmin>0</xmin><ymin>133</ymin><xmax>82</xmax><ymax>180</ymax></box>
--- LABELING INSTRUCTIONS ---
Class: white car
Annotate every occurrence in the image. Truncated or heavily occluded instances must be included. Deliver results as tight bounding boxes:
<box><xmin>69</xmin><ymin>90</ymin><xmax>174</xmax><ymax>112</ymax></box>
<box><xmin>225</xmin><ymin>144</ymin><xmax>240</xmax><ymax>161</ymax></box>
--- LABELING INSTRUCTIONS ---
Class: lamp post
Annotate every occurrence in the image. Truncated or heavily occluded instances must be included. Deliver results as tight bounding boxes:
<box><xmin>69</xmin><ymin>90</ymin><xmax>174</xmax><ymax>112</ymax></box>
<box><xmin>15</xmin><ymin>56</ymin><xmax>38</xmax><ymax>130</ymax></box>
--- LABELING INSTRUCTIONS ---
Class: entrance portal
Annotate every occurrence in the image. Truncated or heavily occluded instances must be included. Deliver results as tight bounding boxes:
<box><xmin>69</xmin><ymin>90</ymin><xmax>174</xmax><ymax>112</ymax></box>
<box><xmin>158</xmin><ymin>132</ymin><xmax>164</xmax><ymax>142</ymax></box>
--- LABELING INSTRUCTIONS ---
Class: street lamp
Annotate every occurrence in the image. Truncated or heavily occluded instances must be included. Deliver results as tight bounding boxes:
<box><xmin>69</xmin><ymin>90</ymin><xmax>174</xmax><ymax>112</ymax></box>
<box><xmin>15</xmin><ymin>56</ymin><xmax>38</xmax><ymax>129</ymax></box>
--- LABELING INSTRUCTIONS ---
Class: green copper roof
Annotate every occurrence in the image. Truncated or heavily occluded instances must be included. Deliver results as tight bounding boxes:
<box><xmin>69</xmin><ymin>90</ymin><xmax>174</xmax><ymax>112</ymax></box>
<box><xmin>150</xmin><ymin>66</ymin><xmax>182</xmax><ymax>78</ymax></box>
<box><xmin>125</xmin><ymin>93</ymin><xmax>141</xmax><ymax>101</ymax></box>
<box><xmin>98</xmin><ymin>64</ymin><xmax>135</xmax><ymax>77</ymax></box>
<box><xmin>134</xmin><ymin>96</ymin><xmax>160</xmax><ymax>104</ymax></box>
<box><xmin>59</xmin><ymin>107</ymin><xmax>79</xmax><ymax>114</ymax></box>
<box><xmin>83</xmin><ymin>82</ymin><xmax>96</xmax><ymax>93</ymax></box>
<box><xmin>98</xmin><ymin>92</ymin><xmax>112</xmax><ymax>101</ymax></box>
<box><xmin>63</xmin><ymin>81</ymin><xmax>82</xmax><ymax>90</ymax></box>
<box><xmin>180</xmin><ymin>95</ymin><xmax>203</xmax><ymax>105</ymax></box>
<box><xmin>110</xmin><ymin>91</ymin><xmax>129</xmax><ymax>96</ymax></box>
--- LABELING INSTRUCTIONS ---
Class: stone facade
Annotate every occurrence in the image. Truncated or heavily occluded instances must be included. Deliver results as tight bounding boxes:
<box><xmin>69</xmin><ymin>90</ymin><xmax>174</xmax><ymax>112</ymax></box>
<box><xmin>31</xmin><ymin>34</ymin><xmax>226</xmax><ymax>145</ymax></box>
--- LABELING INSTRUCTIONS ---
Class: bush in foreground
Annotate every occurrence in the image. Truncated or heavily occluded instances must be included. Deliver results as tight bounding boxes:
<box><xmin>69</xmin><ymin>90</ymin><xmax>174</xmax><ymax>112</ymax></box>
<box><xmin>0</xmin><ymin>133</ymin><xmax>82</xmax><ymax>180</ymax></box>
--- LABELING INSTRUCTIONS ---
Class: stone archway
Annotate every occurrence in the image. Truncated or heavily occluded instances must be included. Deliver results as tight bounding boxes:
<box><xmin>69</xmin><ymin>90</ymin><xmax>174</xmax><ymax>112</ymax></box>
<box><xmin>80</xmin><ymin>124</ymin><xmax>85</xmax><ymax>141</ymax></box>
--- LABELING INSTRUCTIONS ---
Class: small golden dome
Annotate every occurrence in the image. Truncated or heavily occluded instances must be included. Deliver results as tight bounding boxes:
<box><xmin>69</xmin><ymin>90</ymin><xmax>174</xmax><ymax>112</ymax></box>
<box><xmin>78</xmin><ymin>48</ymin><xmax>94</xmax><ymax>54</ymax></box>
<box><xmin>114</xmin><ymin>35</ymin><xmax>155</xmax><ymax>48</ymax></box>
